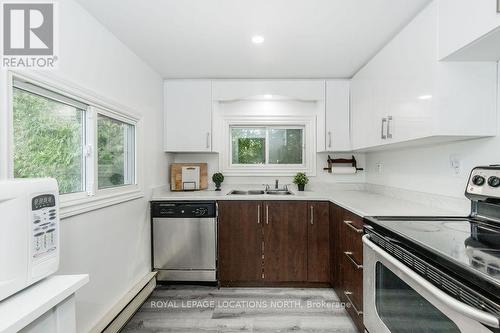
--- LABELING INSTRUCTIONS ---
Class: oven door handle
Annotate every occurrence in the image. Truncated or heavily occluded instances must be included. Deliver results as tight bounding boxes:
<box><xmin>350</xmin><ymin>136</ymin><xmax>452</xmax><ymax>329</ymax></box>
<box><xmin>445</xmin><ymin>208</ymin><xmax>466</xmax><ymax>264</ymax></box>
<box><xmin>363</xmin><ymin>235</ymin><xmax>500</xmax><ymax>329</ymax></box>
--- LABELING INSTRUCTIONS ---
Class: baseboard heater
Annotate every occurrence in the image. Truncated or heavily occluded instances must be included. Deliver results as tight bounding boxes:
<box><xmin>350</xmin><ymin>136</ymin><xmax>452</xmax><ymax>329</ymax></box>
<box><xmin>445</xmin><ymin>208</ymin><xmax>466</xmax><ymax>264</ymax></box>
<box><xmin>91</xmin><ymin>272</ymin><xmax>157</xmax><ymax>333</ymax></box>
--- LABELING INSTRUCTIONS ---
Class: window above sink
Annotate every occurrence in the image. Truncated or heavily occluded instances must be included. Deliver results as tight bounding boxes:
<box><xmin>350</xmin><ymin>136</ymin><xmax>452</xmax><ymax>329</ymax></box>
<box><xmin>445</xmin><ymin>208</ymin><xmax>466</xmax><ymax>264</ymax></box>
<box><xmin>216</xmin><ymin>115</ymin><xmax>317</xmax><ymax>177</ymax></box>
<box><xmin>231</xmin><ymin>126</ymin><xmax>304</xmax><ymax>166</ymax></box>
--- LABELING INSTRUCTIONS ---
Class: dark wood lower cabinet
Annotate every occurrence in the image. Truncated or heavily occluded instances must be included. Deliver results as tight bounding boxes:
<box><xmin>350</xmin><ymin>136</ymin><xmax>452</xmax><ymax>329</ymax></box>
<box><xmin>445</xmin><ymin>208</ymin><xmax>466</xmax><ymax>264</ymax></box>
<box><xmin>218</xmin><ymin>201</ymin><xmax>263</xmax><ymax>283</ymax></box>
<box><xmin>219</xmin><ymin>200</ymin><xmax>363</xmax><ymax>331</ymax></box>
<box><xmin>330</xmin><ymin>202</ymin><xmax>365</xmax><ymax>333</ymax></box>
<box><xmin>218</xmin><ymin>200</ymin><xmax>330</xmax><ymax>286</ymax></box>
<box><xmin>263</xmin><ymin>201</ymin><xmax>308</xmax><ymax>282</ymax></box>
<box><xmin>307</xmin><ymin>202</ymin><xmax>330</xmax><ymax>282</ymax></box>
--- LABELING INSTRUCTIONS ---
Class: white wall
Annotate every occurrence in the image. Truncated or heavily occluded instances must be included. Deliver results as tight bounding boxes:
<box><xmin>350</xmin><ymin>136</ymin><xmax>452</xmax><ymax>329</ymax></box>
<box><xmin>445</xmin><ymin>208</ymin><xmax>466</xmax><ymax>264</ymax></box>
<box><xmin>365</xmin><ymin>63</ymin><xmax>499</xmax><ymax>198</ymax></box>
<box><xmin>170</xmin><ymin>152</ymin><xmax>365</xmax><ymax>189</ymax></box>
<box><xmin>0</xmin><ymin>0</ymin><xmax>168</xmax><ymax>331</ymax></box>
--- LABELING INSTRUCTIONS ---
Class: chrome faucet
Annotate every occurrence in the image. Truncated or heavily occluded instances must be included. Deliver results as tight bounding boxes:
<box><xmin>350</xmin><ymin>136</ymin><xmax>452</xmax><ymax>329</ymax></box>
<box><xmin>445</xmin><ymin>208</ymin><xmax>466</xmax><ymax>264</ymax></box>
<box><xmin>275</xmin><ymin>179</ymin><xmax>279</xmax><ymax>189</ymax></box>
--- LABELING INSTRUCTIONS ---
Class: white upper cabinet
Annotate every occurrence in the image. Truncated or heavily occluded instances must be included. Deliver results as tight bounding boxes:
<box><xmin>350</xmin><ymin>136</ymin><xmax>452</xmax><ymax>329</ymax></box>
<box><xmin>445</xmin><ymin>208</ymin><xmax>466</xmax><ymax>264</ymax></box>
<box><xmin>164</xmin><ymin>80</ymin><xmax>212</xmax><ymax>152</ymax></box>
<box><xmin>350</xmin><ymin>2</ymin><xmax>497</xmax><ymax>151</ymax></box>
<box><xmin>324</xmin><ymin>80</ymin><xmax>351</xmax><ymax>152</ymax></box>
<box><xmin>438</xmin><ymin>0</ymin><xmax>500</xmax><ymax>61</ymax></box>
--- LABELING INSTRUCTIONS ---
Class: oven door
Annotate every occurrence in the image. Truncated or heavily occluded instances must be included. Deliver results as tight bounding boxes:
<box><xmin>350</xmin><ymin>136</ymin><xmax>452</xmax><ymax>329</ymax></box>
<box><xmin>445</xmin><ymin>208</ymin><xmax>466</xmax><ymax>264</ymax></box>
<box><xmin>363</xmin><ymin>235</ymin><xmax>499</xmax><ymax>333</ymax></box>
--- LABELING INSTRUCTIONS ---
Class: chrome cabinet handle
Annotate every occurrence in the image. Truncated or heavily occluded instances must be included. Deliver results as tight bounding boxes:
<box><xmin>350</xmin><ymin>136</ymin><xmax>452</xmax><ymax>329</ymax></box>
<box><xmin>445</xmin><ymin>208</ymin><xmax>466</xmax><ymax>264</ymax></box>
<box><xmin>310</xmin><ymin>206</ymin><xmax>314</xmax><ymax>225</ymax></box>
<box><xmin>206</xmin><ymin>132</ymin><xmax>210</xmax><ymax>148</ymax></box>
<box><xmin>328</xmin><ymin>131</ymin><xmax>332</xmax><ymax>148</ymax></box>
<box><xmin>381</xmin><ymin>118</ymin><xmax>387</xmax><ymax>139</ymax></box>
<box><xmin>343</xmin><ymin>220</ymin><xmax>363</xmax><ymax>234</ymax></box>
<box><xmin>387</xmin><ymin>115</ymin><xmax>393</xmax><ymax>139</ymax></box>
<box><xmin>344</xmin><ymin>291</ymin><xmax>363</xmax><ymax>316</ymax></box>
<box><xmin>266</xmin><ymin>205</ymin><xmax>269</xmax><ymax>224</ymax></box>
<box><xmin>344</xmin><ymin>251</ymin><xmax>363</xmax><ymax>269</ymax></box>
<box><xmin>257</xmin><ymin>205</ymin><xmax>260</xmax><ymax>224</ymax></box>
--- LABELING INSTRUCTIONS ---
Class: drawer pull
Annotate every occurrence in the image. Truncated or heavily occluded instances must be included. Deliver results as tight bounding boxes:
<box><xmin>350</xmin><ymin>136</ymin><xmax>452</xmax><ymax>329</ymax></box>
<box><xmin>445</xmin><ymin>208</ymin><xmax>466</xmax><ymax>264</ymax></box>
<box><xmin>344</xmin><ymin>251</ymin><xmax>363</xmax><ymax>269</ymax></box>
<box><xmin>257</xmin><ymin>205</ymin><xmax>261</xmax><ymax>224</ymax></box>
<box><xmin>343</xmin><ymin>220</ymin><xmax>363</xmax><ymax>234</ymax></box>
<box><xmin>344</xmin><ymin>291</ymin><xmax>363</xmax><ymax>316</ymax></box>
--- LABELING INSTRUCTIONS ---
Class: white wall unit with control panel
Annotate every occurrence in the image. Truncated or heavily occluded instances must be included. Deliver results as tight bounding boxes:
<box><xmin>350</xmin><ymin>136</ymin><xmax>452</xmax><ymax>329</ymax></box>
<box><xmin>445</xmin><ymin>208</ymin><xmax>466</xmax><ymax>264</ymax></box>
<box><xmin>350</xmin><ymin>1</ymin><xmax>498</xmax><ymax>151</ymax></box>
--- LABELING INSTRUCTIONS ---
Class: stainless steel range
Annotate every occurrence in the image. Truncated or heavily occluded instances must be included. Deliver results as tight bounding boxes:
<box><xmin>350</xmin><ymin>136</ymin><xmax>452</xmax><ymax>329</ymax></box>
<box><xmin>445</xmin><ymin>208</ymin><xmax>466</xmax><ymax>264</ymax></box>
<box><xmin>363</xmin><ymin>166</ymin><xmax>500</xmax><ymax>333</ymax></box>
<box><xmin>151</xmin><ymin>201</ymin><xmax>217</xmax><ymax>282</ymax></box>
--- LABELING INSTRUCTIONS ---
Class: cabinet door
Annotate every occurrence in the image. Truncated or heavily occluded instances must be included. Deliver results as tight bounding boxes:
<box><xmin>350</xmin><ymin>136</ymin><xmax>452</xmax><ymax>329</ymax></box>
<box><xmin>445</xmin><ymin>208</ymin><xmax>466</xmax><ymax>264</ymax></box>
<box><xmin>307</xmin><ymin>202</ymin><xmax>330</xmax><ymax>282</ymax></box>
<box><xmin>218</xmin><ymin>201</ymin><xmax>263</xmax><ymax>283</ymax></box>
<box><xmin>350</xmin><ymin>75</ymin><xmax>381</xmax><ymax>150</ymax></box>
<box><xmin>325</xmin><ymin>80</ymin><xmax>351</xmax><ymax>152</ymax></box>
<box><xmin>329</xmin><ymin>203</ymin><xmax>343</xmax><ymax>291</ymax></box>
<box><xmin>263</xmin><ymin>201</ymin><xmax>308</xmax><ymax>282</ymax></box>
<box><xmin>164</xmin><ymin>80</ymin><xmax>212</xmax><ymax>152</ymax></box>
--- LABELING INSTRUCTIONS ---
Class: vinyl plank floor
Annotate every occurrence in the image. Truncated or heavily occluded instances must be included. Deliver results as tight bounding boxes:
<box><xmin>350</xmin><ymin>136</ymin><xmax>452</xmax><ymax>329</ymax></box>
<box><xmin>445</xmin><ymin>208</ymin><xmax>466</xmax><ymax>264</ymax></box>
<box><xmin>121</xmin><ymin>285</ymin><xmax>358</xmax><ymax>333</ymax></box>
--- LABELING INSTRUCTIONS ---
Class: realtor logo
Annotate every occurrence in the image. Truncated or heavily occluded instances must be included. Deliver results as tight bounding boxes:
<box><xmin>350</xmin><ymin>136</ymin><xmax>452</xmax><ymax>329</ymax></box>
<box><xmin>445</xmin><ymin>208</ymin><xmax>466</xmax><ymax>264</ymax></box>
<box><xmin>1</xmin><ymin>2</ymin><xmax>58</xmax><ymax>69</ymax></box>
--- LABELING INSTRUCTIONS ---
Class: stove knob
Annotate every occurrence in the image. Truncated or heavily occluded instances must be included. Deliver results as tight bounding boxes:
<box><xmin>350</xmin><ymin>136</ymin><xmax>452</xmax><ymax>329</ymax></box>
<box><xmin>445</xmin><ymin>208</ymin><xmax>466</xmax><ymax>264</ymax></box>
<box><xmin>488</xmin><ymin>176</ymin><xmax>500</xmax><ymax>188</ymax></box>
<box><xmin>472</xmin><ymin>175</ymin><xmax>486</xmax><ymax>186</ymax></box>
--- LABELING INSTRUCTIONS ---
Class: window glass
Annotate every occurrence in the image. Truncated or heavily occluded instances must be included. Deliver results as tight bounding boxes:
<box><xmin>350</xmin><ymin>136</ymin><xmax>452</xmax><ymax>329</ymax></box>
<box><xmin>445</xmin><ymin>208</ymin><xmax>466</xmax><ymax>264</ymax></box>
<box><xmin>231</xmin><ymin>127</ymin><xmax>266</xmax><ymax>164</ymax></box>
<box><xmin>231</xmin><ymin>126</ymin><xmax>304</xmax><ymax>166</ymax></box>
<box><xmin>97</xmin><ymin>114</ymin><xmax>135</xmax><ymax>189</ymax></box>
<box><xmin>13</xmin><ymin>87</ymin><xmax>85</xmax><ymax>194</ymax></box>
<box><xmin>375</xmin><ymin>262</ymin><xmax>460</xmax><ymax>333</ymax></box>
<box><xmin>269</xmin><ymin>128</ymin><xmax>303</xmax><ymax>164</ymax></box>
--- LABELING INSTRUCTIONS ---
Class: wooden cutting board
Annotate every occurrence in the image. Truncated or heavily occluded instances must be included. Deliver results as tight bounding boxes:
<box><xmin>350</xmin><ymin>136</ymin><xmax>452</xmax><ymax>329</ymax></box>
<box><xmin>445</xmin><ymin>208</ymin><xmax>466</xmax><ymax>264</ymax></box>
<box><xmin>170</xmin><ymin>163</ymin><xmax>208</xmax><ymax>191</ymax></box>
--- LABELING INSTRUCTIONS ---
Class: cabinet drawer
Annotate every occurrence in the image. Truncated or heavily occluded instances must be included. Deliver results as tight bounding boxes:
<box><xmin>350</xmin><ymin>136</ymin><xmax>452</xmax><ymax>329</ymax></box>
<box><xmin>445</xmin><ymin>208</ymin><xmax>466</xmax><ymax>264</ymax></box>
<box><xmin>342</xmin><ymin>254</ymin><xmax>363</xmax><ymax>332</ymax></box>
<box><xmin>341</xmin><ymin>210</ymin><xmax>363</xmax><ymax>264</ymax></box>
<box><xmin>342</xmin><ymin>210</ymin><xmax>364</xmax><ymax>231</ymax></box>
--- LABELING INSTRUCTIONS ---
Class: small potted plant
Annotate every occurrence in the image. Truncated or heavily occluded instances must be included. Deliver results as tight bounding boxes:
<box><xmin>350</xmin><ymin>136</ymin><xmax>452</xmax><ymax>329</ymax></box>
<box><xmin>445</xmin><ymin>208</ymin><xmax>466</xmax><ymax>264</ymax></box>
<box><xmin>212</xmin><ymin>172</ymin><xmax>224</xmax><ymax>191</ymax></box>
<box><xmin>293</xmin><ymin>172</ymin><xmax>309</xmax><ymax>191</ymax></box>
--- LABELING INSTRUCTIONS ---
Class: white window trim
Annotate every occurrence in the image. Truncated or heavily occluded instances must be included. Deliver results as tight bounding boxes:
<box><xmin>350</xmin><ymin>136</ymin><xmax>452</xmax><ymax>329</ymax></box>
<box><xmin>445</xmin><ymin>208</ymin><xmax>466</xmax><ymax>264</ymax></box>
<box><xmin>220</xmin><ymin>116</ymin><xmax>317</xmax><ymax>176</ymax></box>
<box><xmin>5</xmin><ymin>70</ymin><xmax>144</xmax><ymax>219</ymax></box>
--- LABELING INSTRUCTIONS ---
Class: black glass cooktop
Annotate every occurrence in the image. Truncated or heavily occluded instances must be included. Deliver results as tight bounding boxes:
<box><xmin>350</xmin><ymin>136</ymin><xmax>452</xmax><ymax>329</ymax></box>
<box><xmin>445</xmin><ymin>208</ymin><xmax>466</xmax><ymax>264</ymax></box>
<box><xmin>364</xmin><ymin>216</ymin><xmax>500</xmax><ymax>301</ymax></box>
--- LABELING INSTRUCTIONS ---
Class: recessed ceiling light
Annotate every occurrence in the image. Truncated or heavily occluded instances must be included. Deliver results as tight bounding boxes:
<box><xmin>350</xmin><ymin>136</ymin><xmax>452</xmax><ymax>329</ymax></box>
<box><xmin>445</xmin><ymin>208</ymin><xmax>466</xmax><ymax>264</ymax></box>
<box><xmin>252</xmin><ymin>35</ymin><xmax>264</xmax><ymax>44</ymax></box>
<box><xmin>418</xmin><ymin>95</ymin><xmax>433</xmax><ymax>100</ymax></box>
<box><xmin>263</xmin><ymin>94</ymin><xmax>273</xmax><ymax>99</ymax></box>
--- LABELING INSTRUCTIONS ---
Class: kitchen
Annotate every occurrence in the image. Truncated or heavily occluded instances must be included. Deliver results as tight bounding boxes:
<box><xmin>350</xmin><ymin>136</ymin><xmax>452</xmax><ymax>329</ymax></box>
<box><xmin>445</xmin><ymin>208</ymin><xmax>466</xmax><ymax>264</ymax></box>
<box><xmin>0</xmin><ymin>0</ymin><xmax>499</xmax><ymax>332</ymax></box>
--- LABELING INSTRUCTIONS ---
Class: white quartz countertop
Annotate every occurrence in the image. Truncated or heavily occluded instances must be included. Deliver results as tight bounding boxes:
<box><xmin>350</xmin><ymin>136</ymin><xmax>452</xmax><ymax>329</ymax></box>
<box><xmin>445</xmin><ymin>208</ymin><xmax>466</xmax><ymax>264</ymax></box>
<box><xmin>0</xmin><ymin>274</ymin><xmax>89</xmax><ymax>333</ymax></box>
<box><xmin>152</xmin><ymin>186</ymin><xmax>468</xmax><ymax>217</ymax></box>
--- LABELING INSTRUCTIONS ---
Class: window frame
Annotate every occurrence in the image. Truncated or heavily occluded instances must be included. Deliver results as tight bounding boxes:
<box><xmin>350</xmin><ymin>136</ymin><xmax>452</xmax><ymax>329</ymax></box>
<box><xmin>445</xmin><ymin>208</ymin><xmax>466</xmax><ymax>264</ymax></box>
<box><xmin>6</xmin><ymin>71</ymin><xmax>143</xmax><ymax>219</ymax></box>
<box><xmin>230</xmin><ymin>125</ymin><xmax>306</xmax><ymax>168</ymax></box>
<box><xmin>220</xmin><ymin>116</ymin><xmax>316</xmax><ymax>176</ymax></box>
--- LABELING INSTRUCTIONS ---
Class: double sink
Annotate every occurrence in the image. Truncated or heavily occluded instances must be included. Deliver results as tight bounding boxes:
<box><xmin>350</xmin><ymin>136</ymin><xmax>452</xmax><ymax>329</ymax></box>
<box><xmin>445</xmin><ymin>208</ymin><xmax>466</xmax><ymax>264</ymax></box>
<box><xmin>228</xmin><ymin>189</ymin><xmax>294</xmax><ymax>196</ymax></box>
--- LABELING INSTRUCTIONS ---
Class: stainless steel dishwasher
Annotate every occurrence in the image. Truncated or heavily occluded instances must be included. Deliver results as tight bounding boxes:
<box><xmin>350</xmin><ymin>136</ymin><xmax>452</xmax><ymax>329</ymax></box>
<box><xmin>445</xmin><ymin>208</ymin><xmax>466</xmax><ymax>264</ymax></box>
<box><xmin>151</xmin><ymin>201</ymin><xmax>217</xmax><ymax>282</ymax></box>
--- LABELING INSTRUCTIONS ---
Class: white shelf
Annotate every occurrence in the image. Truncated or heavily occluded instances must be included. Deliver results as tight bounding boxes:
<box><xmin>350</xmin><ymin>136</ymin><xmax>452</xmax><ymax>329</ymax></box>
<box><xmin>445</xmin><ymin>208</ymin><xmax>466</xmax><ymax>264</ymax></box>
<box><xmin>0</xmin><ymin>275</ymin><xmax>89</xmax><ymax>333</ymax></box>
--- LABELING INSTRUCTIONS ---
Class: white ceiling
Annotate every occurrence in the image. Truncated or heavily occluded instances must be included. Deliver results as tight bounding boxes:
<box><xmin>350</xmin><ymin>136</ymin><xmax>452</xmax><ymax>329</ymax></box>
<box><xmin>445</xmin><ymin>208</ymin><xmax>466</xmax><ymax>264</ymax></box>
<box><xmin>76</xmin><ymin>0</ymin><xmax>431</xmax><ymax>79</ymax></box>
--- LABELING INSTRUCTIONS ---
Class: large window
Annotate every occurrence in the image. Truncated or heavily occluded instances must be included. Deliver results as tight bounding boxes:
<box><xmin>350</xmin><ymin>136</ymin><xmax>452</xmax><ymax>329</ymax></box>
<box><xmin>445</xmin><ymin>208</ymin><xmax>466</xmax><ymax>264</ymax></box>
<box><xmin>13</xmin><ymin>86</ymin><xmax>85</xmax><ymax>194</ymax></box>
<box><xmin>231</xmin><ymin>126</ymin><xmax>305</xmax><ymax>166</ymax></box>
<box><xmin>11</xmin><ymin>76</ymin><xmax>138</xmax><ymax>210</ymax></box>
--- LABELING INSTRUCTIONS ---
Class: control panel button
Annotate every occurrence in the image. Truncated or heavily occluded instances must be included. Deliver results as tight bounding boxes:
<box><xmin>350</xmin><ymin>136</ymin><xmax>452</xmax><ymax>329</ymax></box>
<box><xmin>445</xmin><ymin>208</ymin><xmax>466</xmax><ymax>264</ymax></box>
<box><xmin>472</xmin><ymin>175</ymin><xmax>486</xmax><ymax>186</ymax></box>
<box><xmin>488</xmin><ymin>176</ymin><xmax>500</xmax><ymax>188</ymax></box>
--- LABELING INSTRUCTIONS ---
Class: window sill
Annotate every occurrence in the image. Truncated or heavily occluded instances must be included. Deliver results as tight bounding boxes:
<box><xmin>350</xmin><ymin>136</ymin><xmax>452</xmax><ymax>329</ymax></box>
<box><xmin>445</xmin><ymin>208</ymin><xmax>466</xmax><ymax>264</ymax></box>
<box><xmin>59</xmin><ymin>188</ymin><xmax>144</xmax><ymax>219</ymax></box>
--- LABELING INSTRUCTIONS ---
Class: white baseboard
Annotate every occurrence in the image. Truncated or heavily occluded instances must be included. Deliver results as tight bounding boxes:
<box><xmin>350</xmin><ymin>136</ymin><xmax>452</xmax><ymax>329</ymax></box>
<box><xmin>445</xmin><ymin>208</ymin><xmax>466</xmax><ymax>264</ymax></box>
<box><xmin>90</xmin><ymin>272</ymin><xmax>157</xmax><ymax>333</ymax></box>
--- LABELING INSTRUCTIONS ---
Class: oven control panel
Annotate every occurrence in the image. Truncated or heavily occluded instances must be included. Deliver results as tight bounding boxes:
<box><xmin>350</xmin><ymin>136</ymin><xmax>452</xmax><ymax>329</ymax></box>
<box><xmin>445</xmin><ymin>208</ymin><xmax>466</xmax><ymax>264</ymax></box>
<box><xmin>466</xmin><ymin>166</ymin><xmax>500</xmax><ymax>199</ymax></box>
<box><xmin>31</xmin><ymin>194</ymin><xmax>58</xmax><ymax>260</ymax></box>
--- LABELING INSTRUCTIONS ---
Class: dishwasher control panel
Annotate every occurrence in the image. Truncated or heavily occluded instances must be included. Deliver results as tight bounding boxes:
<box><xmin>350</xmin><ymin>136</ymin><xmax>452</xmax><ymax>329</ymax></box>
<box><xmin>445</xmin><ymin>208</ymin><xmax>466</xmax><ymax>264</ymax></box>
<box><xmin>151</xmin><ymin>201</ymin><xmax>216</xmax><ymax>218</ymax></box>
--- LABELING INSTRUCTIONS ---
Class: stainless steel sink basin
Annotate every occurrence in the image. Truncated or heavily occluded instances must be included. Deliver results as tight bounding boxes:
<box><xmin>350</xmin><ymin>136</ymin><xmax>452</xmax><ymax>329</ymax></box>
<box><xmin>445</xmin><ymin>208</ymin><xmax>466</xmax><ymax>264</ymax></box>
<box><xmin>265</xmin><ymin>190</ymin><xmax>293</xmax><ymax>195</ymax></box>
<box><xmin>227</xmin><ymin>189</ymin><xmax>293</xmax><ymax>195</ymax></box>
<box><xmin>228</xmin><ymin>190</ymin><xmax>248</xmax><ymax>195</ymax></box>
<box><xmin>248</xmin><ymin>190</ymin><xmax>265</xmax><ymax>195</ymax></box>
